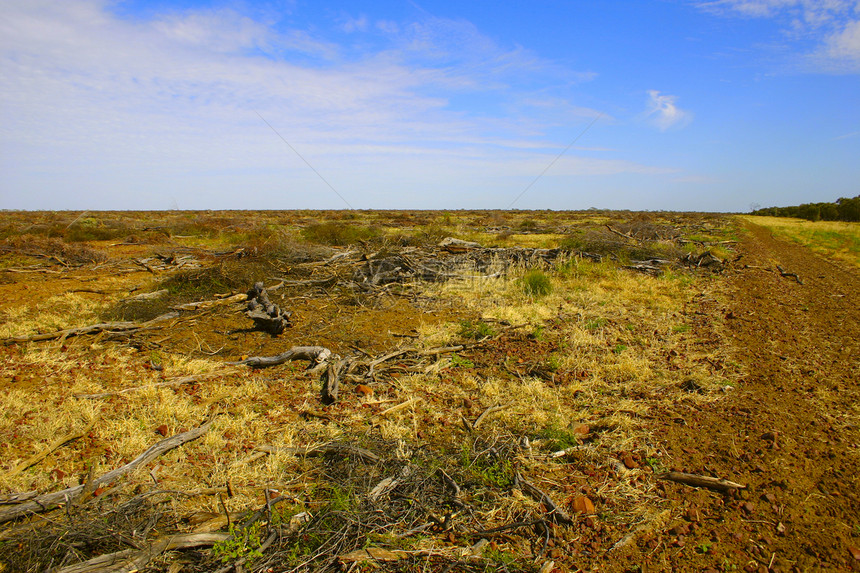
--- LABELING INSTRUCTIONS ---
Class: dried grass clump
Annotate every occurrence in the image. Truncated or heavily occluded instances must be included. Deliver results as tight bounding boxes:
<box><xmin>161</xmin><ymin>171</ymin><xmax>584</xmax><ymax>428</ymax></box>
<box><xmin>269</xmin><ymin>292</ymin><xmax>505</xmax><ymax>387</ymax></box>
<box><xmin>1</xmin><ymin>235</ymin><xmax>109</xmax><ymax>265</ymax></box>
<box><xmin>302</xmin><ymin>222</ymin><xmax>382</xmax><ymax>246</ymax></box>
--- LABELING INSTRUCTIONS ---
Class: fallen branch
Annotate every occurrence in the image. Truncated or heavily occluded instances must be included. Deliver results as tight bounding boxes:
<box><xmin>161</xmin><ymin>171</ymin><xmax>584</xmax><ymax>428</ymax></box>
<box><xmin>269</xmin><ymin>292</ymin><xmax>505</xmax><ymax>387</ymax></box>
<box><xmin>50</xmin><ymin>532</ymin><xmax>229</xmax><ymax>573</ymax></box>
<box><xmin>0</xmin><ymin>312</ymin><xmax>178</xmax><ymax>346</ymax></box>
<box><xmin>0</xmin><ymin>419</ymin><xmax>216</xmax><ymax>523</ymax></box>
<box><xmin>229</xmin><ymin>346</ymin><xmax>331</xmax><ymax>369</ymax></box>
<box><xmin>6</xmin><ymin>417</ymin><xmax>98</xmax><ymax>478</ymax></box>
<box><xmin>657</xmin><ymin>471</ymin><xmax>746</xmax><ymax>493</ymax></box>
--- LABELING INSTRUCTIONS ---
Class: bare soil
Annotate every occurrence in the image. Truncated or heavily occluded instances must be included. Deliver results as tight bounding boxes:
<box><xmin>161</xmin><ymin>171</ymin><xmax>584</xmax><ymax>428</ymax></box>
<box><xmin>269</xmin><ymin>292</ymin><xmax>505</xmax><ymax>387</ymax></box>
<box><xmin>642</xmin><ymin>220</ymin><xmax>860</xmax><ymax>572</ymax></box>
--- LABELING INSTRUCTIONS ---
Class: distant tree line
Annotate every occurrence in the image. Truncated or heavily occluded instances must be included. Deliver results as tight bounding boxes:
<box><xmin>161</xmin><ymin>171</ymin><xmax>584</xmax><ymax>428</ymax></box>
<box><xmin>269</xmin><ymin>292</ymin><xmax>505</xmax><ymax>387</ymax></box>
<box><xmin>751</xmin><ymin>195</ymin><xmax>860</xmax><ymax>222</ymax></box>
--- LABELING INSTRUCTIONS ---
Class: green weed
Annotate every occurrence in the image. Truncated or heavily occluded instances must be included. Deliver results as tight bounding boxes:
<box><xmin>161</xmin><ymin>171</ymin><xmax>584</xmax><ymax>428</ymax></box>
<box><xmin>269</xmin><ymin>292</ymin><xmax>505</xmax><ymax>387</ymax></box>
<box><xmin>450</xmin><ymin>354</ymin><xmax>475</xmax><ymax>368</ymax></box>
<box><xmin>458</xmin><ymin>320</ymin><xmax>497</xmax><ymax>340</ymax></box>
<box><xmin>585</xmin><ymin>318</ymin><xmax>608</xmax><ymax>330</ymax></box>
<box><xmin>212</xmin><ymin>522</ymin><xmax>265</xmax><ymax>564</ymax></box>
<box><xmin>520</xmin><ymin>269</ymin><xmax>552</xmax><ymax>297</ymax></box>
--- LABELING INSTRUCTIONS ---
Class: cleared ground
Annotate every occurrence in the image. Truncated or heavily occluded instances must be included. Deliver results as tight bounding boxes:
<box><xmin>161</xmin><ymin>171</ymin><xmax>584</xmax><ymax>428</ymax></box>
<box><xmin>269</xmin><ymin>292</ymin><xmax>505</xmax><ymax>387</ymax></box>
<box><xmin>0</xmin><ymin>211</ymin><xmax>856</xmax><ymax>572</ymax></box>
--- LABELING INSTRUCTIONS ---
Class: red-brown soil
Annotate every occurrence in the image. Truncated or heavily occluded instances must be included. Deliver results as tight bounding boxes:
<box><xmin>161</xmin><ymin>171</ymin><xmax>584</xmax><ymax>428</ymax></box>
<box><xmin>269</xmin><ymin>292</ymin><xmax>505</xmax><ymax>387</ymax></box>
<box><xmin>644</xmin><ymin>221</ymin><xmax>860</xmax><ymax>572</ymax></box>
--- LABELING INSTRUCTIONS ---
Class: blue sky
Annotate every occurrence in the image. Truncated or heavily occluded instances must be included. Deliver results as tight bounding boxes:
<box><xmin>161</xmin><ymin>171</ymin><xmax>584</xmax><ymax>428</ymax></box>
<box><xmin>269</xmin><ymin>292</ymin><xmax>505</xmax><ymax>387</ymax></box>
<box><xmin>1</xmin><ymin>0</ymin><xmax>858</xmax><ymax>211</ymax></box>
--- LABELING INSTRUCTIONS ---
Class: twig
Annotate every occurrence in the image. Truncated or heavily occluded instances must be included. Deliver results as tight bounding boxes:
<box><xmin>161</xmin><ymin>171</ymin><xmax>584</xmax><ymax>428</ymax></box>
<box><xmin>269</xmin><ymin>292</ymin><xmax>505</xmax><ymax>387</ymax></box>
<box><xmin>776</xmin><ymin>265</ymin><xmax>803</xmax><ymax>285</ymax></box>
<box><xmin>515</xmin><ymin>473</ymin><xmax>573</xmax><ymax>525</ymax></box>
<box><xmin>6</xmin><ymin>417</ymin><xmax>97</xmax><ymax>478</ymax></box>
<box><xmin>472</xmin><ymin>403</ymin><xmax>508</xmax><ymax>430</ymax></box>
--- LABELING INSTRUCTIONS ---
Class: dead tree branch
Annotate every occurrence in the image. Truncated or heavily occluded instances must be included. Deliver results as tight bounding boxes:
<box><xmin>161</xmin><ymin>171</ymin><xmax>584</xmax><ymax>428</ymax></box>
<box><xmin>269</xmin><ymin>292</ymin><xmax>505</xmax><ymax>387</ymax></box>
<box><xmin>228</xmin><ymin>346</ymin><xmax>331</xmax><ymax>369</ymax></box>
<box><xmin>0</xmin><ymin>419</ymin><xmax>216</xmax><ymax>523</ymax></box>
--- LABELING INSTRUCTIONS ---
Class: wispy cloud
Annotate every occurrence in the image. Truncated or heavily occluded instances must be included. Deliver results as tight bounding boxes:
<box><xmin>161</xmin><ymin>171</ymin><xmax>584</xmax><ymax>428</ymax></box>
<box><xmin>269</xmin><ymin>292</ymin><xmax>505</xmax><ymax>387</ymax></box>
<box><xmin>0</xmin><ymin>0</ymin><xmax>681</xmax><ymax>209</ymax></box>
<box><xmin>698</xmin><ymin>0</ymin><xmax>860</xmax><ymax>72</ymax></box>
<box><xmin>834</xmin><ymin>130</ymin><xmax>860</xmax><ymax>140</ymax></box>
<box><xmin>645</xmin><ymin>91</ymin><xmax>693</xmax><ymax>131</ymax></box>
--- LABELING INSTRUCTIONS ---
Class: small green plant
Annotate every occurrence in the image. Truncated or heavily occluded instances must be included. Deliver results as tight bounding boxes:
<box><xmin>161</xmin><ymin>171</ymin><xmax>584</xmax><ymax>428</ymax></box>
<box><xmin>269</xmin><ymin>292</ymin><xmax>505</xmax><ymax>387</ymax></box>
<box><xmin>450</xmin><ymin>354</ymin><xmax>474</xmax><ymax>368</ymax></box>
<box><xmin>537</xmin><ymin>424</ymin><xmax>581</xmax><ymax>451</ymax></box>
<box><xmin>645</xmin><ymin>457</ymin><xmax>662</xmax><ymax>472</ymax></box>
<box><xmin>212</xmin><ymin>522</ymin><xmax>265</xmax><ymax>564</ymax></box>
<box><xmin>458</xmin><ymin>320</ymin><xmax>497</xmax><ymax>339</ymax></box>
<box><xmin>520</xmin><ymin>269</ymin><xmax>552</xmax><ymax>297</ymax></box>
<box><xmin>672</xmin><ymin>324</ymin><xmax>691</xmax><ymax>333</ymax></box>
<box><xmin>585</xmin><ymin>317</ymin><xmax>608</xmax><ymax>330</ymax></box>
<box><xmin>613</xmin><ymin>344</ymin><xmax>627</xmax><ymax>354</ymax></box>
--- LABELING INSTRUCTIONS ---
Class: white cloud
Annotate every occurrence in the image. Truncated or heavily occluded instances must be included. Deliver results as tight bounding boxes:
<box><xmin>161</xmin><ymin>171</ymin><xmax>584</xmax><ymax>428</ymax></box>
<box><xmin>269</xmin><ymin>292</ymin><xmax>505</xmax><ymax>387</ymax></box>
<box><xmin>645</xmin><ymin>91</ymin><xmax>693</xmax><ymax>130</ymax></box>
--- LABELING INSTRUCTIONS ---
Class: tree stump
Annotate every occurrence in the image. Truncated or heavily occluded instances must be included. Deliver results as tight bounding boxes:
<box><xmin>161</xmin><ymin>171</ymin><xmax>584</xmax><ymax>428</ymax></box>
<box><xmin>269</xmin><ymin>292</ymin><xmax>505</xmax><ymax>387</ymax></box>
<box><xmin>246</xmin><ymin>282</ymin><xmax>291</xmax><ymax>334</ymax></box>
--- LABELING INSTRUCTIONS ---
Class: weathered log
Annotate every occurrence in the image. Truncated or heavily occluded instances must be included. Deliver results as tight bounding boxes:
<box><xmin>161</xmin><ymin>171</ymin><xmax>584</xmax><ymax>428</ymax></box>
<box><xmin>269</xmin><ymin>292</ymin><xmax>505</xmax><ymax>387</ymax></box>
<box><xmin>439</xmin><ymin>237</ymin><xmax>482</xmax><ymax>253</ymax></box>
<box><xmin>0</xmin><ymin>419</ymin><xmax>215</xmax><ymax>523</ymax></box>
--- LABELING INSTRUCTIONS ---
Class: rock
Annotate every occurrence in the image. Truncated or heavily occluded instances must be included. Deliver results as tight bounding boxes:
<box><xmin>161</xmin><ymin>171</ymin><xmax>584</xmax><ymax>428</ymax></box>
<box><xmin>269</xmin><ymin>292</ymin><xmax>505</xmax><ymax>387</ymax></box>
<box><xmin>572</xmin><ymin>423</ymin><xmax>590</xmax><ymax>436</ymax></box>
<box><xmin>155</xmin><ymin>424</ymin><xmax>169</xmax><ymax>436</ymax></box>
<box><xmin>571</xmin><ymin>495</ymin><xmax>595</xmax><ymax>514</ymax></box>
<box><xmin>761</xmin><ymin>431</ymin><xmax>778</xmax><ymax>443</ymax></box>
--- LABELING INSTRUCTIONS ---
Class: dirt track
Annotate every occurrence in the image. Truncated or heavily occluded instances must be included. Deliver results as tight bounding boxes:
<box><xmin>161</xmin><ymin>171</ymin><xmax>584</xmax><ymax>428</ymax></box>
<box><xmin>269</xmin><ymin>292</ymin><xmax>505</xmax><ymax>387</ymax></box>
<box><xmin>650</xmin><ymin>220</ymin><xmax>860</xmax><ymax>572</ymax></box>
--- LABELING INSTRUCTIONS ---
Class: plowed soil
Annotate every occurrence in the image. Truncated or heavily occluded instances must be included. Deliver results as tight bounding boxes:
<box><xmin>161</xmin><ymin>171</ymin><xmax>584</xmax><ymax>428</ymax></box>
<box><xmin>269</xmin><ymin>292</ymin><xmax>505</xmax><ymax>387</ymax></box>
<box><xmin>645</xmin><ymin>221</ymin><xmax>860</xmax><ymax>572</ymax></box>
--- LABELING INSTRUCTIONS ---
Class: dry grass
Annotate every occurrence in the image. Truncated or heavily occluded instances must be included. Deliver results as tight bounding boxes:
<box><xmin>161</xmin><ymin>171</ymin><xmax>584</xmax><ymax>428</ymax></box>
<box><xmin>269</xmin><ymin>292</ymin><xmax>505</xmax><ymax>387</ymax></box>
<box><xmin>0</xmin><ymin>211</ymin><xmax>739</xmax><ymax>572</ymax></box>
